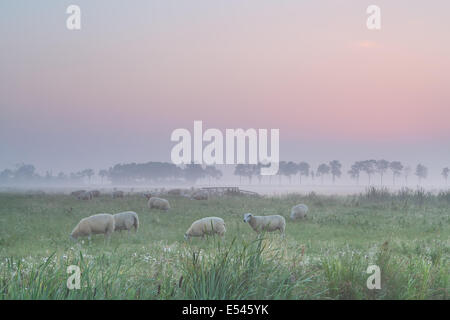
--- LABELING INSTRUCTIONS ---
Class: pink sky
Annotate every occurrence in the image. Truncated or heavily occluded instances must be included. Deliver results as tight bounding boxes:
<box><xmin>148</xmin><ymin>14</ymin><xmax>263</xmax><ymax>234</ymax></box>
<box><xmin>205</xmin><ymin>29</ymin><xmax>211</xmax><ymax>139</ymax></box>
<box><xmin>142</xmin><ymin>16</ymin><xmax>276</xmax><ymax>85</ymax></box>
<box><xmin>0</xmin><ymin>1</ymin><xmax>449</xmax><ymax>174</ymax></box>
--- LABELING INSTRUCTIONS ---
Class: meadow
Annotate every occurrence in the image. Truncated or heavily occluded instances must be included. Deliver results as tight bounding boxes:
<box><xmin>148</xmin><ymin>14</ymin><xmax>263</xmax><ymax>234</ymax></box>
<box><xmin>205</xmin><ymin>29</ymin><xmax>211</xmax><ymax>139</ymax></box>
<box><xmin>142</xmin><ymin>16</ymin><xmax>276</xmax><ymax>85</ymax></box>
<box><xmin>0</xmin><ymin>188</ymin><xmax>448</xmax><ymax>300</ymax></box>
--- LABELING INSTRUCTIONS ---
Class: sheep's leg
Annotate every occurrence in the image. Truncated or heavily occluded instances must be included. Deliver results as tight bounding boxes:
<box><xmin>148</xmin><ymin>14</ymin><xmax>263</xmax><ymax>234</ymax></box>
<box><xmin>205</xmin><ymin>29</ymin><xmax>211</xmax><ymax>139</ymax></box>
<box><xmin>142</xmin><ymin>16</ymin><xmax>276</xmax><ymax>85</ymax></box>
<box><xmin>105</xmin><ymin>234</ymin><xmax>111</xmax><ymax>245</ymax></box>
<box><xmin>280</xmin><ymin>227</ymin><xmax>285</xmax><ymax>238</ymax></box>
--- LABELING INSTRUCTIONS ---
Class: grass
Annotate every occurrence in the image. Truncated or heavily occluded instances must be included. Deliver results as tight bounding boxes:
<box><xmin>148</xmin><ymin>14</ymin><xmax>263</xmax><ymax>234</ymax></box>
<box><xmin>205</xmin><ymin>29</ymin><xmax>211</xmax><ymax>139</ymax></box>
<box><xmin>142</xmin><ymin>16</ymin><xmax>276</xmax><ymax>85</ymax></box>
<box><xmin>0</xmin><ymin>189</ymin><xmax>448</xmax><ymax>299</ymax></box>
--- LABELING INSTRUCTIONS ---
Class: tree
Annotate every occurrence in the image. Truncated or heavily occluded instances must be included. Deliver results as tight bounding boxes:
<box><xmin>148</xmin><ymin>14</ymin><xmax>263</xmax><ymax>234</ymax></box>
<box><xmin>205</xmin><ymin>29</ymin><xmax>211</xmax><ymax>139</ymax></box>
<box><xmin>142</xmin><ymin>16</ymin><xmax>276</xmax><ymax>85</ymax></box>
<box><xmin>297</xmin><ymin>162</ymin><xmax>310</xmax><ymax>184</ymax></box>
<box><xmin>57</xmin><ymin>172</ymin><xmax>67</xmax><ymax>181</ymax></box>
<box><xmin>106</xmin><ymin>162</ymin><xmax>181</xmax><ymax>184</ymax></box>
<box><xmin>99</xmin><ymin>169</ymin><xmax>108</xmax><ymax>184</ymax></box>
<box><xmin>441</xmin><ymin>167</ymin><xmax>449</xmax><ymax>185</ymax></box>
<box><xmin>234</xmin><ymin>164</ymin><xmax>246</xmax><ymax>184</ymax></box>
<box><xmin>14</xmin><ymin>164</ymin><xmax>36</xmax><ymax>182</ymax></box>
<box><xmin>316</xmin><ymin>163</ymin><xmax>330</xmax><ymax>184</ymax></box>
<box><xmin>184</xmin><ymin>163</ymin><xmax>206</xmax><ymax>184</ymax></box>
<box><xmin>233</xmin><ymin>164</ymin><xmax>257</xmax><ymax>184</ymax></box>
<box><xmin>329</xmin><ymin>160</ymin><xmax>342</xmax><ymax>184</ymax></box>
<box><xmin>82</xmin><ymin>169</ymin><xmax>94</xmax><ymax>184</ymax></box>
<box><xmin>403</xmin><ymin>165</ymin><xmax>412</xmax><ymax>185</ymax></box>
<box><xmin>360</xmin><ymin>160</ymin><xmax>376</xmax><ymax>185</ymax></box>
<box><xmin>204</xmin><ymin>165</ymin><xmax>222</xmax><ymax>185</ymax></box>
<box><xmin>348</xmin><ymin>162</ymin><xmax>362</xmax><ymax>185</ymax></box>
<box><xmin>0</xmin><ymin>169</ymin><xmax>13</xmax><ymax>184</ymax></box>
<box><xmin>278</xmin><ymin>161</ymin><xmax>298</xmax><ymax>184</ymax></box>
<box><xmin>255</xmin><ymin>162</ymin><xmax>270</xmax><ymax>184</ymax></box>
<box><xmin>375</xmin><ymin>160</ymin><xmax>390</xmax><ymax>186</ymax></box>
<box><xmin>45</xmin><ymin>171</ymin><xmax>53</xmax><ymax>181</ymax></box>
<box><xmin>415</xmin><ymin>164</ymin><xmax>428</xmax><ymax>185</ymax></box>
<box><xmin>389</xmin><ymin>161</ymin><xmax>403</xmax><ymax>186</ymax></box>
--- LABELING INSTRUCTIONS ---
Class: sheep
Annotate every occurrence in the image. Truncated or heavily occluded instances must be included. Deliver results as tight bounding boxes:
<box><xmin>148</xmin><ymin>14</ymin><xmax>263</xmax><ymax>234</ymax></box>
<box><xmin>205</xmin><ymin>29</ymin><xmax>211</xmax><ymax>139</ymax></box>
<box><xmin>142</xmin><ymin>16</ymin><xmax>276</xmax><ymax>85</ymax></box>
<box><xmin>142</xmin><ymin>192</ymin><xmax>152</xmax><ymax>200</ymax></box>
<box><xmin>290</xmin><ymin>204</ymin><xmax>308</xmax><ymax>220</ymax></box>
<box><xmin>112</xmin><ymin>190</ymin><xmax>124</xmax><ymax>198</ymax></box>
<box><xmin>243</xmin><ymin>213</ymin><xmax>285</xmax><ymax>237</ymax></box>
<box><xmin>90</xmin><ymin>190</ymin><xmax>101</xmax><ymax>198</ymax></box>
<box><xmin>147</xmin><ymin>197</ymin><xmax>170</xmax><ymax>211</ymax></box>
<box><xmin>113</xmin><ymin>211</ymin><xmax>139</xmax><ymax>234</ymax></box>
<box><xmin>191</xmin><ymin>190</ymin><xmax>208</xmax><ymax>200</ymax></box>
<box><xmin>77</xmin><ymin>191</ymin><xmax>92</xmax><ymax>200</ymax></box>
<box><xmin>168</xmin><ymin>188</ymin><xmax>182</xmax><ymax>196</ymax></box>
<box><xmin>184</xmin><ymin>217</ymin><xmax>226</xmax><ymax>240</ymax></box>
<box><xmin>71</xmin><ymin>190</ymin><xmax>86</xmax><ymax>197</ymax></box>
<box><xmin>70</xmin><ymin>213</ymin><xmax>115</xmax><ymax>244</ymax></box>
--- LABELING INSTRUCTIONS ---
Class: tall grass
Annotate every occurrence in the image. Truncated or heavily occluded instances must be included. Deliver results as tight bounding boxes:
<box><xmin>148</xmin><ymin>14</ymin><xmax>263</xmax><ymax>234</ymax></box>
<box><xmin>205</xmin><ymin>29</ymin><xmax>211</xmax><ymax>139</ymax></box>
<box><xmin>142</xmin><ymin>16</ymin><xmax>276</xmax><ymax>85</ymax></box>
<box><xmin>180</xmin><ymin>237</ymin><xmax>302</xmax><ymax>299</ymax></box>
<box><xmin>321</xmin><ymin>241</ymin><xmax>449</xmax><ymax>300</ymax></box>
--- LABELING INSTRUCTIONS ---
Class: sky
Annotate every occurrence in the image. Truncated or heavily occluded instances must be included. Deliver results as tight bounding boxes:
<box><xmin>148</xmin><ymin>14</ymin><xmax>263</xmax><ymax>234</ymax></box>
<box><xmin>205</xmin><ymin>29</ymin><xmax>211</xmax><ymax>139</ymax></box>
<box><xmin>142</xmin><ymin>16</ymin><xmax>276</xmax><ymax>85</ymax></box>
<box><xmin>0</xmin><ymin>1</ymin><xmax>449</xmax><ymax>181</ymax></box>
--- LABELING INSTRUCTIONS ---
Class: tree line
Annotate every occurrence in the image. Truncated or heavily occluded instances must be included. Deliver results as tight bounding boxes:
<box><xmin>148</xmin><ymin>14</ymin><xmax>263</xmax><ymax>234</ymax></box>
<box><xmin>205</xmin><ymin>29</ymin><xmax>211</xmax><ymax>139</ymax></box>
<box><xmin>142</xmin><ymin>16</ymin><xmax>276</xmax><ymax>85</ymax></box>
<box><xmin>0</xmin><ymin>160</ymin><xmax>447</xmax><ymax>186</ymax></box>
<box><xmin>234</xmin><ymin>160</ymin><xmax>434</xmax><ymax>186</ymax></box>
<box><xmin>0</xmin><ymin>162</ymin><xmax>222</xmax><ymax>186</ymax></box>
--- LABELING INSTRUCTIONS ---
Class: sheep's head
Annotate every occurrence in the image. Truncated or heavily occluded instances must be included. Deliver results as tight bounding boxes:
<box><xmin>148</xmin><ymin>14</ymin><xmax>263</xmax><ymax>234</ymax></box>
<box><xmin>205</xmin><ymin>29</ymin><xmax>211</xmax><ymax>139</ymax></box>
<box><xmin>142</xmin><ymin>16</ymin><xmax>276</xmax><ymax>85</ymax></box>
<box><xmin>69</xmin><ymin>233</ymin><xmax>77</xmax><ymax>241</ymax></box>
<box><xmin>243</xmin><ymin>213</ymin><xmax>253</xmax><ymax>222</ymax></box>
<box><xmin>184</xmin><ymin>233</ymin><xmax>190</xmax><ymax>241</ymax></box>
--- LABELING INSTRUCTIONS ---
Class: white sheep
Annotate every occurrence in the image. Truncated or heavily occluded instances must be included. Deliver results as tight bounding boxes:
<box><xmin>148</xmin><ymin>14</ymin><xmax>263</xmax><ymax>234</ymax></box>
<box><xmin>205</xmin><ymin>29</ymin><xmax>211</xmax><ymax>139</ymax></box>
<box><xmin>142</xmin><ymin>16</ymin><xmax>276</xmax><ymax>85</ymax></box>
<box><xmin>90</xmin><ymin>190</ymin><xmax>101</xmax><ymax>198</ymax></box>
<box><xmin>77</xmin><ymin>191</ymin><xmax>92</xmax><ymax>200</ymax></box>
<box><xmin>70</xmin><ymin>213</ymin><xmax>115</xmax><ymax>243</ymax></box>
<box><xmin>191</xmin><ymin>190</ymin><xmax>208</xmax><ymax>200</ymax></box>
<box><xmin>147</xmin><ymin>197</ymin><xmax>171</xmax><ymax>211</ymax></box>
<box><xmin>184</xmin><ymin>217</ymin><xmax>226</xmax><ymax>240</ymax></box>
<box><xmin>290</xmin><ymin>203</ymin><xmax>308</xmax><ymax>220</ymax></box>
<box><xmin>168</xmin><ymin>188</ymin><xmax>182</xmax><ymax>196</ymax></box>
<box><xmin>243</xmin><ymin>213</ymin><xmax>285</xmax><ymax>237</ymax></box>
<box><xmin>112</xmin><ymin>190</ymin><xmax>124</xmax><ymax>198</ymax></box>
<box><xmin>113</xmin><ymin>211</ymin><xmax>139</xmax><ymax>234</ymax></box>
<box><xmin>71</xmin><ymin>190</ymin><xmax>86</xmax><ymax>197</ymax></box>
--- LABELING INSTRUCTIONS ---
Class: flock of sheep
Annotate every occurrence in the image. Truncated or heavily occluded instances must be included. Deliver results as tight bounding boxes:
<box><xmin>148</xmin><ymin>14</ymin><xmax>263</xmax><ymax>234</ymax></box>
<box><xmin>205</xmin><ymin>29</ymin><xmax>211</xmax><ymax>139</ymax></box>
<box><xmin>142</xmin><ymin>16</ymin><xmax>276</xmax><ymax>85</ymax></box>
<box><xmin>69</xmin><ymin>190</ymin><xmax>309</xmax><ymax>244</ymax></box>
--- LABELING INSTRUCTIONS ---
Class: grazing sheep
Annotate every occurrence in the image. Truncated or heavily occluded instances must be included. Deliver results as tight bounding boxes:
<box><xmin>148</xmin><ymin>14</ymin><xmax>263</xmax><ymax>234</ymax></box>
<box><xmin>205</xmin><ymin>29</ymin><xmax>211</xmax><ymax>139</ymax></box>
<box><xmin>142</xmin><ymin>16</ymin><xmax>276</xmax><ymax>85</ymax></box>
<box><xmin>147</xmin><ymin>197</ymin><xmax>170</xmax><ymax>211</ymax></box>
<box><xmin>71</xmin><ymin>190</ymin><xmax>86</xmax><ymax>197</ymax></box>
<box><xmin>168</xmin><ymin>188</ymin><xmax>182</xmax><ymax>196</ymax></box>
<box><xmin>77</xmin><ymin>191</ymin><xmax>92</xmax><ymax>200</ymax></box>
<box><xmin>90</xmin><ymin>190</ymin><xmax>101</xmax><ymax>198</ymax></box>
<box><xmin>70</xmin><ymin>213</ymin><xmax>115</xmax><ymax>243</ymax></box>
<box><xmin>112</xmin><ymin>190</ymin><xmax>124</xmax><ymax>198</ymax></box>
<box><xmin>184</xmin><ymin>217</ymin><xmax>226</xmax><ymax>240</ymax></box>
<box><xmin>113</xmin><ymin>211</ymin><xmax>139</xmax><ymax>234</ymax></box>
<box><xmin>191</xmin><ymin>190</ymin><xmax>208</xmax><ymax>200</ymax></box>
<box><xmin>290</xmin><ymin>204</ymin><xmax>308</xmax><ymax>220</ymax></box>
<box><xmin>243</xmin><ymin>213</ymin><xmax>285</xmax><ymax>236</ymax></box>
<box><xmin>142</xmin><ymin>192</ymin><xmax>152</xmax><ymax>200</ymax></box>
